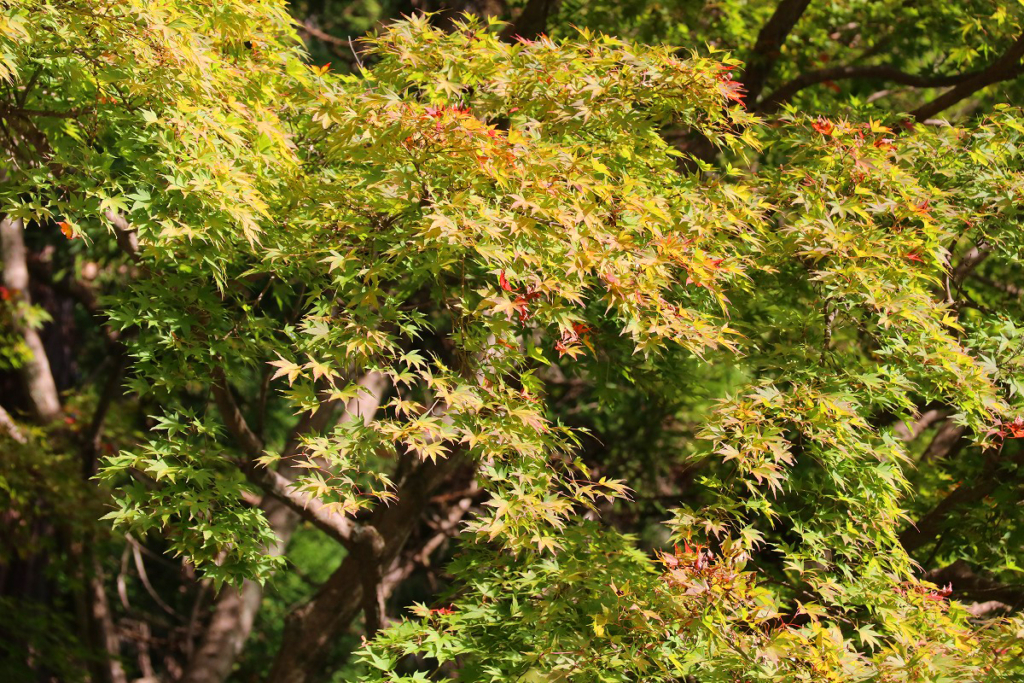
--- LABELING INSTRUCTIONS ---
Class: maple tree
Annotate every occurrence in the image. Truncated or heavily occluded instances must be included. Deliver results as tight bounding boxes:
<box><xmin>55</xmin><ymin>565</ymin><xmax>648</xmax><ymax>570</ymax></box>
<box><xmin>2</xmin><ymin>1</ymin><xmax>1024</xmax><ymax>682</ymax></box>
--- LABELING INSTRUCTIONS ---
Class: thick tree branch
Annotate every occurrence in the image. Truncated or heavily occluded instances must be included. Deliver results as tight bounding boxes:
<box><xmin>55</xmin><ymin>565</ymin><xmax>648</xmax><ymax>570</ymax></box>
<box><xmin>892</xmin><ymin>408</ymin><xmax>950</xmax><ymax>442</ymax></box>
<box><xmin>0</xmin><ymin>104</ymin><xmax>88</xmax><ymax>119</ymax></box>
<box><xmin>356</xmin><ymin>526</ymin><xmax>386</xmax><ymax>638</ymax></box>
<box><xmin>81</xmin><ymin>352</ymin><xmax>128</xmax><ymax>477</ymax></box>
<box><xmin>972</xmin><ymin>273</ymin><xmax>1023</xmax><ymax>299</ymax></box>
<box><xmin>210</xmin><ymin>368</ymin><xmax>265</xmax><ymax>458</ymax></box>
<box><xmin>901</xmin><ymin>448</ymin><xmax>1023</xmax><ymax>553</ymax></box>
<box><xmin>87</xmin><ymin>552</ymin><xmax>128</xmax><ymax>683</ymax></box>
<box><xmin>500</xmin><ymin>0</ymin><xmax>559</xmax><ymax>42</ymax></box>
<box><xmin>211</xmin><ymin>368</ymin><xmax>397</xmax><ymax>552</ymax></box>
<box><xmin>912</xmin><ymin>33</ymin><xmax>1024</xmax><ymax>121</ymax></box>
<box><xmin>952</xmin><ymin>242</ymin><xmax>993</xmax><ymax>284</ymax></box>
<box><xmin>0</xmin><ymin>215</ymin><xmax>128</xmax><ymax>680</ymax></box>
<box><xmin>740</xmin><ymin>0</ymin><xmax>812</xmax><ymax>109</ymax></box>
<box><xmin>919</xmin><ymin>422</ymin><xmax>966</xmax><ymax>464</ymax></box>
<box><xmin>925</xmin><ymin>560</ymin><xmax>1024</xmax><ymax>610</ymax></box>
<box><xmin>267</xmin><ymin>452</ymin><xmax>467</xmax><ymax>683</ymax></box>
<box><xmin>103</xmin><ymin>211</ymin><xmax>141</xmax><ymax>264</ymax></box>
<box><xmin>759</xmin><ymin>65</ymin><xmax>979</xmax><ymax>113</ymax></box>
<box><xmin>185</xmin><ymin>371</ymin><xmax>388</xmax><ymax>683</ymax></box>
<box><xmin>381</xmin><ymin>486</ymin><xmax>479</xmax><ymax>592</ymax></box>
<box><xmin>1</xmin><ymin>215</ymin><xmax>62</xmax><ymax>422</ymax></box>
<box><xmin>0</xmin><ymin>404</ymin><xmax>26</xmax><ymax>443</ymax></box>
<box><xmin>248</xmin><ymin>467</ymin><xmax>367</xmax><ymax>551</ymax></box>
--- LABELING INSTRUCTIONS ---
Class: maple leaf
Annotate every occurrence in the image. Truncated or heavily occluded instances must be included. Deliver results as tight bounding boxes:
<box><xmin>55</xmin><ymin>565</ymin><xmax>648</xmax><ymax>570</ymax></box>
<box><xmin>268</xmin><ymin>356</ymin><xmax>303</xmax><ymax>386</ymax></box>
<box><xmin>717</xmin><ymin>77</ymin><xmax>745</xmax><ymax>104</ymax></box>
<box><xmin>812</xmin><ymin>118</ymin><xmax>834</xmax><ymax>136</ymax></box>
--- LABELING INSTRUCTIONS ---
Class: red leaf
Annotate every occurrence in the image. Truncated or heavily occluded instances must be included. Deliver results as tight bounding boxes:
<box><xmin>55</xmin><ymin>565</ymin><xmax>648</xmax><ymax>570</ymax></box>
<box><xmin>718</xmin><ymin>78</ymin><xmax>746</xmax><ymax>104</ymax></box>
<box><xmin>812</xmin><ymin>118</ymin><xmax>834</xmax><ymax>136</ymax></box>
<box><xmin>499</xmin><ymin>270</ymin><xmax>514</xmax><ymax>292</ymax></box>
<box><xmin>58</xmin><ymin>221</ymin><xmax>75</xmax><ymax>239</ymax></box>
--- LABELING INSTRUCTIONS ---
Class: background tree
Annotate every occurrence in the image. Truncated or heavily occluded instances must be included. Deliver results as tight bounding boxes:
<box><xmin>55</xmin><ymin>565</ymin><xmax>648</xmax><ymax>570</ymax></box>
<box><xmin>1</xmin><ymin>2</ymin><xmax>1023</xmax><ymax>683</ymax></box>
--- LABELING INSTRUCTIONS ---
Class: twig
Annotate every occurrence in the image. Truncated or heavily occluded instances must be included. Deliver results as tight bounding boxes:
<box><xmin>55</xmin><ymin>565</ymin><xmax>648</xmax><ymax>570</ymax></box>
<box><xmin>128</xmin><ymin>534</ymin><xmax>180</xmax><ymax>618</ymax></box>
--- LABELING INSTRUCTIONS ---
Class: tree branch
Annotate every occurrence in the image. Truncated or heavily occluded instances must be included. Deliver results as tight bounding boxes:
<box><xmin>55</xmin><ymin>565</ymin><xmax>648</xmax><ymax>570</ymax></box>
<box><xmin>919</xmin><ymin>422</ymin><xmax>966</xmax><ymax>464</ymax></box>
<box><xmin>901</xmin><ymin>447</ymin><xmax>1023</xmax><ymax>554</ymax></box>
<box><xmin>210</xmin><ymin>368</ymin><xmax>264</xmax><ymax>458</ymax></box>
<box><xmin>266</xmin><ymin>452</ymin><xmax>467</xmax><ymax>683</ymax></box>
<box><xmin>185</xmin><ymin>371</ymin><xmax>389</xmax><ymax>683</ymax></box>
<box><xmin>296</xmin><ymin>20</ymin><xmax>364</xmax><ymax>69</ymax></box>
<box><xmin>500</xmin><ymin>0</ymin><xmax>559</xmax><ymax>42</ymax></box>
<box><xmin>892</xmin><ymin>407</ymin><xmax>950</xmax><ymax>442</ymax></box>
<box><xmin>952</xmin><ymin>242</ymin><xmax>993</xmax><ymax>284</ymax></box>
<box><xmin>740</xmin><ymin>0</ymin><xmax>812</xmax><ymax>109</ymax></box>
<box><xmin>247</xmin><ymin>466</ymin><xmax>367</xmax><ymax>552</ymax></box>
<box><xmin>103</xmin><ymin>211</ymin><xmax>141</xmax><ymax>264</ymax></box>
<box><xmin>81</xmin><ymin>351</ymin><xmax>128</xmax><ymax>477</ymax></box>
<box><xmin>356</xmin><ymin>526</ymin><xmax>386</xmax><ymax>638</ymax></box>
<box><xmin>925</xmin><ymin>560</ymin><xmax>1024</xmax><ymax>610</ymax></box>
<box><xmin>759</xmin><ymin>65</ymin><xmax>979</xmax><ymax>113</ymax></box>
<box><xmin>912</xmin><ymin>33</ymin><xmax>1024</xmax><ymax>121</ymax></box>
<box><xmin>1</xmin><ymin>215</ymin><xmax>62</xmax><ymax>422</ymax></box>
<box><xmin>971</xmin><ymin>273</ymin><xmax>1023</xmax><ymax>299</ymax></box>
<box><xmin>211</xmin><ymin>368</ymin><xmax>392</xmax><ymax>552</ymax></box>
<box><xmin>0</xmin><ymin>104</ymin><xmax>89</xmax><ymax>119</ymax></box>
<box><xmin>0</xmin><ymin>404</ymin><xmax>27</xmax><ymax>443</ymax></box>
<box><xmin>87</xmin><ymin>551</ymin><xmax>128</xmax><ymax>683</ymax></box>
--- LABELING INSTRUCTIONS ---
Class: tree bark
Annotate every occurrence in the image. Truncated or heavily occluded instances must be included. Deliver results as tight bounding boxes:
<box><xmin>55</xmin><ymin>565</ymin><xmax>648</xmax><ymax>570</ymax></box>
<box><xmin>901</xmin><ymin>448</ymin><xmax>1024</xmax><ymax>554</ymax></box>
<box><xmin>500</xmin><ymin>0</ymin><xmax>559</xmax><ymax>42</ymax></box>
<box><xmin>1</xmin><ymin>213</ymin><xmax>130</xmax><ymax>681</ymax></box>
<box><xmin>88</xmin><ymin>553</ymin><xmax>128</xmax><ymax>683</ymax></box>
<box><xmin>181</xmin><ymin>372</ymin><xmax>388</xmax><ymax>683</ymax></box>
<box><xmin>911</xmin><ymin>33</ymin><xmax>1024</xmax><ymax>121</ymax></box>
<box><xmin>758</xmin><ymin>64</ymin><xmax>979</xmax><ymax>114</ymax></box>
<box><xmin>740</xmin><ymin>0</ymin><xmax>812</xmax><ymax>110</ymax></box>
<box><xmin>266</xmin><ymin>454</ymin><xmax>465</xmax><ymax>683</ymax></box>
<box><xmin>1</xmin><ymin>215</ymin><xmax>61</xmax><ymax>422</ymax></box>
<box><xmin>925</xmin><ymin>560</ymin><xmax>1024</xmax><ymax>609</ymax></box>
<box><xmin>179</xmin><ymin>499</ymin><xmax>298</xmax><ymax>683</ymax></box>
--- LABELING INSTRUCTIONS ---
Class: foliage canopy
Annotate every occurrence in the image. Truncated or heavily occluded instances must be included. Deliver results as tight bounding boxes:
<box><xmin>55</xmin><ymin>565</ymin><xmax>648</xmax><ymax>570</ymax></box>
<box><xmin>2</xmin><ymin>1</ymin><xmax>1024</xmax><ymax>682</ymax></box>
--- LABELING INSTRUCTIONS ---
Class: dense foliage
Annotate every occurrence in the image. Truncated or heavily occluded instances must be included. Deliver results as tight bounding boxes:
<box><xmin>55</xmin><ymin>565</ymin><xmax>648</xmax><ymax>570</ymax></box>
<box><xmin>2</xmin><ymin>1</ymin><xmax>1023</xmax><ymax>682</ymax></box>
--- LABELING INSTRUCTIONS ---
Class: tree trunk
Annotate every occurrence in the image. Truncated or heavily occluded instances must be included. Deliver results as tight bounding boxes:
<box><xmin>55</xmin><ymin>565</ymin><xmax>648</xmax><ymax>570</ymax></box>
<box><xmin>181</xmin><ymin>373</ymin><xmax>389</xmax><ymax>683</ymax></box>
<box><xmin>1</xmin><ymin>215</ymin><xmax>61</xmax><ymax>422</ymax></box>
<box><xmin>179</xmin><ymin>499</ymin><xmax>298</xmax><ymax>683</ymax></box>
<box><xmin>267</xmin><ymin>455</ymin><xmax>464</xmax><ymax>683</ymax></box>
